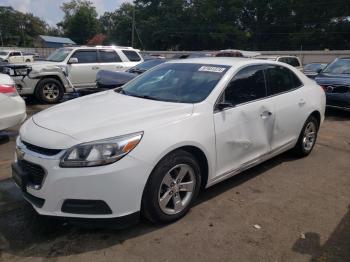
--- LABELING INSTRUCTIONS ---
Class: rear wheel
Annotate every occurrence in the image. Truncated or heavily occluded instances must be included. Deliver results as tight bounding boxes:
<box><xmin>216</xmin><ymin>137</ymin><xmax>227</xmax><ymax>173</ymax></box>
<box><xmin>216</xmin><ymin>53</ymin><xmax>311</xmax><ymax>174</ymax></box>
<box><xmin>293</xmin><ymin>115</ymin><xmax>319</xmax><ymax>157</ymax></box>
<box><xmin>142</xmin><ymin>150</ymin><xmax>201</xmax><ymax>224</ymax></box>
<box><xmin>35</xmin><ymin>78</ymin><xmax>64</xmax><ymax>104</ymax></box>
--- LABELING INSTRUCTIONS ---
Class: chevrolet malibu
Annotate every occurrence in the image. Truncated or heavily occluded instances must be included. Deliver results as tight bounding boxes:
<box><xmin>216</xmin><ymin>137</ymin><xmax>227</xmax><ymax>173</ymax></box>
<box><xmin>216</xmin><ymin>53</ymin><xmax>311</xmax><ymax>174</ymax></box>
<box><xmin>13</xmin><ymin>58</ymin><xmax>325</xmax><ymax>224</ymax></box>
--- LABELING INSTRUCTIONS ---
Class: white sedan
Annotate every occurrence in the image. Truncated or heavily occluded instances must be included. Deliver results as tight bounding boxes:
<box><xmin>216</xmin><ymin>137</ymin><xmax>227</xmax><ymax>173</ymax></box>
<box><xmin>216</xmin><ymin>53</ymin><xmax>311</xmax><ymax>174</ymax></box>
<box><xmin>0</xmin><ymin>74</ymin><xmax>26</xmax><ymax>131</ymax></box>
<box><xmin>13</xmin><ymin>58</ymin><xmax>325</xmax><ymax>224</ymax></box>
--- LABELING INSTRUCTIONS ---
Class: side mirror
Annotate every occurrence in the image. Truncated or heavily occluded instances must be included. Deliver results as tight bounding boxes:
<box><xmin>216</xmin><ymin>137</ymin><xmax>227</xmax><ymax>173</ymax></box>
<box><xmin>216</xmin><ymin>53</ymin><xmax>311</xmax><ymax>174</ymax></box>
<box><xmin>316</xmin><ymin>68</ymin><xmax>323</xmax><ymax>74</ymax></box>
<box><xmin>68</xmin><ymin>57</ymin><xmax>78</xmax><ymax>64</ymax></box>
<box><xmin>216</xmin><ymin>102</ymin><xmax>234</xmax><ymax>111</ymax></box>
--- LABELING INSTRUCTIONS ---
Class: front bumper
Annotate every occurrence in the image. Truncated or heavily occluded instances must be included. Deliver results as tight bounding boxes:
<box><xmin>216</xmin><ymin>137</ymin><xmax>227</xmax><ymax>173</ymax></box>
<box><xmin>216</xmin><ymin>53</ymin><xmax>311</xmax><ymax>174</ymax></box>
<box><xmin>12</xmin><ymin>137</ymin><xmax>152</xmax><ymax>219</ymax></box>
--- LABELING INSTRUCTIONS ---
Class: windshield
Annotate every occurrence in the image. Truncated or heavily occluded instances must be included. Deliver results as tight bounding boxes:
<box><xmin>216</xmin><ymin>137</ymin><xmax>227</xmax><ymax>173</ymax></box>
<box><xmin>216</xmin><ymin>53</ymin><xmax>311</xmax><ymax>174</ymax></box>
<box><xmin>121</xmin><ymin>63</ymin><xmax>230</xmax><ymax>103</ymax></box>
<box><xmin>128</xmin><ymin>59</ymin><xmax>166</xmax><ymax>73</ymax></box>
<box><xmin>323</xmin><ymin>59</ymin><xmax>350</xmax><ymax>74</ymax></box>
<box><xmin>47</xmin><ymin>48</ymin><xmax>72</xmax><ymax>62</ymax></box>
<box><xmin>0</xmin><ymin>51</ymin><xmax>9</xmax><ymax>56</ymax></box>
<box><xmin>304</xmin><ymin>63</ymin><xmax>326</xmax><ymax>71</ymax></box>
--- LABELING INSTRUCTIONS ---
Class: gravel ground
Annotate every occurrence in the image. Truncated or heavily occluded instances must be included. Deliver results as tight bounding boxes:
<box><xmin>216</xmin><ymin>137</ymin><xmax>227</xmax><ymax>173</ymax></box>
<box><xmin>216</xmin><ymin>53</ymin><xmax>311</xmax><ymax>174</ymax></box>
<box><xmin>0</xmin><ymin>100</ymin><xmax>349</xmax><ymax>262</ymax></box>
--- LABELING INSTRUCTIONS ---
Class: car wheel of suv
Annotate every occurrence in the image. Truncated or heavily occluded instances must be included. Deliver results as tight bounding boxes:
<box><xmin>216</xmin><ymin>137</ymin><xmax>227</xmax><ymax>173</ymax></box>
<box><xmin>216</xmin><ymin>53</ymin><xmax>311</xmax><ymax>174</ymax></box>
<box><xmin>35</xmin><ymin>78</ymin><xmax>64</xmax><ymax>104</ymax></box>
<box><xmin>142</xmin><ymin>150</ymin><xmax>201</xmax><ymax>224</ymax></box>
<box><xmin>294</xmin><ymin>115</ymin><xmax>319</xmax><ymax>157</ymax></box>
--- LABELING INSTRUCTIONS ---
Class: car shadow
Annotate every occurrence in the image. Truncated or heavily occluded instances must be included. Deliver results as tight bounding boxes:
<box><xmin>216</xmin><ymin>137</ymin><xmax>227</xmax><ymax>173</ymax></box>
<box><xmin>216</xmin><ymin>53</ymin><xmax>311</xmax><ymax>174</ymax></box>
<box><xmin>0</xmin><ymin>151</ymin><xmax>298</xmax><ymax>258</ymax></box>
<box><xmin>292</xmin><ymin>205</ymin><xmax>350</xmax><ymax>261</ymax></box>
<box><xmin>325</xmin><ymin>108</ymin><xmax>350</xmax><ymax>121</ymax></box>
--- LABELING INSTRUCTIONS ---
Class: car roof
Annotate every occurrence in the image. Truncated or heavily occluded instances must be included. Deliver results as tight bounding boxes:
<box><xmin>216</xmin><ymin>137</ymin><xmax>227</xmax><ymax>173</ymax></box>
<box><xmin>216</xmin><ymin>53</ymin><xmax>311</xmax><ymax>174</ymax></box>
<box><xmin>71</xmin><ymin>45</ymin><xmax>139</xmax><ymax>51</ymax></box>
<box><xmin>166</xmin><ymin>57</ymin><xmax>283</xmax><ymax>68</ymax></box>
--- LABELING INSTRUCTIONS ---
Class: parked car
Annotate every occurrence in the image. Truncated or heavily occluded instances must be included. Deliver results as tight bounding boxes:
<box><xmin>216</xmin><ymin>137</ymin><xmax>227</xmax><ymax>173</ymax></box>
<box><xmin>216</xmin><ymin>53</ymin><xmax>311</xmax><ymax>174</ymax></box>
<box><xmin>315</xmin><ymin>57</ymin><xmax>350</xmax><ymax>111</ymax></box>
<box><xmin>0</xmin><ymin>50</ymin><xmax>34</xmax><ymax>63</ymax></box>
<box><xmin>0</xmin><ymin>74</ymin><xmax>26</xmax><ymax>131</ymax></box>
<box><xmin>96</xmin><ymin>59</ymin><xmax>166</xmax><ymax>90</ymax></box>
<box><xmin>4</xmin><ymin>46</ymin><xmax>143</xmax><ymax>104</ymax></box>
<box><xmin>303</xmin><ymin>63</ymin><xmax>327</xmax><ymax>79</ymax></box>
<box><xmin>256</xmin><ymin>55</ymin><xmax>303</xmax><ymax>70</ymax></box>
<box><xmin>13</xmin><ymin>58</ymin><xmax>325</xmax><ymax>225</ymax></box>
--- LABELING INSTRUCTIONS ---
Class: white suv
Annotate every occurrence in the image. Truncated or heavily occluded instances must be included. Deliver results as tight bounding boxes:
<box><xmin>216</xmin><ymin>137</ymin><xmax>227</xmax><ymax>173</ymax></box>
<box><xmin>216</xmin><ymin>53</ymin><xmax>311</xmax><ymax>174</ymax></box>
<box><xmin>13</xmin><ymin>46</ymin><xmax>143</xmax><ymax>103</ymax></box>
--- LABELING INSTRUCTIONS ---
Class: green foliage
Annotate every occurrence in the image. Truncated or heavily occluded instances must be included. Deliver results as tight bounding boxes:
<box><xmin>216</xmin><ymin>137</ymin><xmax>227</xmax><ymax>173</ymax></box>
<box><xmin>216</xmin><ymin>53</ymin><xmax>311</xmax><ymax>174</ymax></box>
<box><xmin>1</xmin><ymin>0</ymin><xmax>350</xmax><ymax>50</ymax></box>
<box><xmin>0</xmin><ymin>6</ymin><xmax>48</xmax><ymax>46</ymax></box>
<box><xmin>58</xmin><ymin>0</ymin><xmax>100</xmax><ymax>44</ymax></box>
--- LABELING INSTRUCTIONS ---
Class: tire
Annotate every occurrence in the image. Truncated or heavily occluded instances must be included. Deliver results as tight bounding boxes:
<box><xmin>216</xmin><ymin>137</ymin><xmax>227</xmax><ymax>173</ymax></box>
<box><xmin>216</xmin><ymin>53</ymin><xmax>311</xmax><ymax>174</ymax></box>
<box><xmin>293</xmin><ymin>115</ymin><xmax>319</xmax><ymax>157</ymax></box>
<box><xmin>142</xmin><ymin>150</ymin><xmax>202</xmax><ymax>224</ymax></box>
<box><xmin>35</xmin><ymin>78</ymin><xmax>64</xmax><ymax>104</ymax></box>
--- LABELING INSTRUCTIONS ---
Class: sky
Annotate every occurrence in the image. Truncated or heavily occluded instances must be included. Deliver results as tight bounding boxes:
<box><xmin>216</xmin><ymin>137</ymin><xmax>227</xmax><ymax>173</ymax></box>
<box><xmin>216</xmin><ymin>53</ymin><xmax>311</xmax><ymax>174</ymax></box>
<box><xmin>0</xmin><ymin>0</ymin><xmax>132</xmax><ymax>26</ymax></box>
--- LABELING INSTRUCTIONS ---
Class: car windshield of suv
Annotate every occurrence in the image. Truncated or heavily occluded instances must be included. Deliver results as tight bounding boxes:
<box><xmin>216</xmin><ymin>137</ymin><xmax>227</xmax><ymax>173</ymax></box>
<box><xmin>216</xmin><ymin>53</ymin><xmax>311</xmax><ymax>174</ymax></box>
<box><xmin>323</xmin><ymin>59</ymin><xmax>350</xmax><ymax>74</ymax></box>
<box><xmin>0</xmin><ymin>51</ymin><xmax>9</xmax><ymax>56</ymax></box>
<box><xmin>47</xmin><ymin>48</ymin><xmax>72</xmax><ymax>62</ymax></box>
<box><xmin>120</xmin><ymin>63</ymin><xmax>230</xmax><ymax>103</ymax></box>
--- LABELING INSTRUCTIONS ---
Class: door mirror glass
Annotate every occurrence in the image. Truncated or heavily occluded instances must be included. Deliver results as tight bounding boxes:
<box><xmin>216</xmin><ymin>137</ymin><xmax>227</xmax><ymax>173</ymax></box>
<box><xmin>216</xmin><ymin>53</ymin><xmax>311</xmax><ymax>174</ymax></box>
<box><xmin>68</xmin><ymin>57</ymin><xmax>79</xmax><ymax>64</ymax></box>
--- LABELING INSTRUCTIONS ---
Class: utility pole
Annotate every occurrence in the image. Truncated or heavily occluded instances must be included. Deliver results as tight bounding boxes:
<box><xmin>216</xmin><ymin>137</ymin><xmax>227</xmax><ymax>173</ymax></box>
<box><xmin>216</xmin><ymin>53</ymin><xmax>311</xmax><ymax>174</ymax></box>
<box><xmin>131</xmin><ymin>6</ymin><xmax>135</xmax><ymax>47</ymax></box>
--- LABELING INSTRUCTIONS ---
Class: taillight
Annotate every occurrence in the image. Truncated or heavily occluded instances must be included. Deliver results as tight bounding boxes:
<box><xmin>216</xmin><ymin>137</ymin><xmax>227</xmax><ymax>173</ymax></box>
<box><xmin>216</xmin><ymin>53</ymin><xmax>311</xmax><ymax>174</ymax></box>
<box><xmin>0</xmin><ymin>84</ymin><xmax>18</xmax><ymax>97</ymax></box>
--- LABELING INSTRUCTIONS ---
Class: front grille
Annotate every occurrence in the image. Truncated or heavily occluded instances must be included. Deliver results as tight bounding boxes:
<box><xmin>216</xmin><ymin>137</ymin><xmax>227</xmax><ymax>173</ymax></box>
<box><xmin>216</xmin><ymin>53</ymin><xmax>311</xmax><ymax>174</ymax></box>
<box><xmin>18</xmin><ymin>160</ymin><xmax>45</xmax><ymax>187</ymax></box>
<box><xmin>326</xmin><ymin>85</ymin><xmax>350</xmax><ymax>94</ymax></box>
<box><xmin>22</xmin><ymin>141</ymin><xmax>62</xmax><ymax>156</ymax></box>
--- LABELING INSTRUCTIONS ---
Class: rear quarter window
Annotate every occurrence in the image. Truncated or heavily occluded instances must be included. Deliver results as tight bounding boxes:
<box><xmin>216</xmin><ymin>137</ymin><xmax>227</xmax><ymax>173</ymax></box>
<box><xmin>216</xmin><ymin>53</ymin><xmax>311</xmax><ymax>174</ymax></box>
<box><xmin>122</xmin><ymin>50</ymin><xmax>142</xmax><ymax>62</ymax></box>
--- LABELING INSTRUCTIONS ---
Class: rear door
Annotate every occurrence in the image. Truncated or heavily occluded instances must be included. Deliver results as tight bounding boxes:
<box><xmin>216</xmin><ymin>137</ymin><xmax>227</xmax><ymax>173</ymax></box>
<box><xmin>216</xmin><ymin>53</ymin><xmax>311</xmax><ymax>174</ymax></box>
<box><xmin>68</xmin><ymin>50</ymin><xmax>98</xmax><ymax>88</ymax></box>
<box><xmin>264</xmin><ymin>65</ymin><xmax>306</xmax><ymax>152</ymax></box>
<box><xmin>98</xmin><ymin>49</ymin><xmax>126</xmax><ymax>72</ymax></box>
<box><xmin>213</xmin><ymin>65</ymin><xmax>274</xmax><ymax>179</ymax></box>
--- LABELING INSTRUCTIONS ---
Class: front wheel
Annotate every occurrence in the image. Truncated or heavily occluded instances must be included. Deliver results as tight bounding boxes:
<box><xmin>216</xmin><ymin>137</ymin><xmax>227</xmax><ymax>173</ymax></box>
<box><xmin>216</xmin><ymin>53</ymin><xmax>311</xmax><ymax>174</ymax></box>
<box><xmin>142</xmin><ymin>150</ymin><xmax>201</xmax><ymax>224</ymax></box>
<box><xmin>293</xmin><ymin>115</ymin><xmax>319</xmax><ymax>157</ymax></box>
<box><xmin>35</xmin><ymin>78</ymin><xmax>64</xmax><ymax>104</ymax></box>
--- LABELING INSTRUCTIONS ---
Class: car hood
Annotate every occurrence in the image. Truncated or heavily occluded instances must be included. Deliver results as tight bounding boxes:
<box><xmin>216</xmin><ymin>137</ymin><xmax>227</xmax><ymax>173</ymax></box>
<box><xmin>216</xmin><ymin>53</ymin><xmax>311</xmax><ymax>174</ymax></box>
<box><xmin>32</xmin><ymin>91</ymin><xmax>194</xmax><ymax>144</ymax></box>
<box><xmin>315</xmin><ymin>73</ymin><xmax>350</xmax><ymax>86</ymax></box>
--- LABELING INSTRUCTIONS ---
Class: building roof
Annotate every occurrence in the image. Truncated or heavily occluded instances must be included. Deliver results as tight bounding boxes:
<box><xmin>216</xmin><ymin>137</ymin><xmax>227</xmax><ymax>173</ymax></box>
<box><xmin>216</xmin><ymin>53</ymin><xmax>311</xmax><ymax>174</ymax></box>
<box><xmin>39</xmin><ymin>35</ymin><xmax>76</xmax><ymax>45</ymax></box>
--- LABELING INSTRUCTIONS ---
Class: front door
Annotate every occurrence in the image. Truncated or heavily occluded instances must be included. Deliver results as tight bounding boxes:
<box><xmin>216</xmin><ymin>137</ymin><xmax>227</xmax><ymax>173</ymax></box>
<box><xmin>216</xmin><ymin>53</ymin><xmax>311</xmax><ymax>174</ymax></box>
<box><xmin>68</xmin><ymin>50</ymin><xmax>99</xmax><ymax>88</ymax></box>
<box><xmin>213</xmin><ymin>65</ymin><xmax>274</xmax><ymax>180</ymax></box>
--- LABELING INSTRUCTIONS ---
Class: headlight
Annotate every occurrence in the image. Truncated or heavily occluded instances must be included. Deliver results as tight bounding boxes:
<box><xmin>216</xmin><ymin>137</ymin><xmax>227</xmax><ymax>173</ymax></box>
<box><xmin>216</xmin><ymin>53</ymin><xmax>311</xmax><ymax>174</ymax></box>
<box><xmin>60</xmin><ymin>132</ymin><xmax>143</xmax><ymax>168</ymax></box>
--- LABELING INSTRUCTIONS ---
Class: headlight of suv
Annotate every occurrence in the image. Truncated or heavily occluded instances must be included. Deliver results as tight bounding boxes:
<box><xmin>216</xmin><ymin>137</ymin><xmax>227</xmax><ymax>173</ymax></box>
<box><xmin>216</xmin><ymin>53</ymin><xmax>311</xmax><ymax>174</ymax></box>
<box><xmin>60</xmin><ymin>132</ymin><xmax>143</xmax><ymax>168</ymax></box>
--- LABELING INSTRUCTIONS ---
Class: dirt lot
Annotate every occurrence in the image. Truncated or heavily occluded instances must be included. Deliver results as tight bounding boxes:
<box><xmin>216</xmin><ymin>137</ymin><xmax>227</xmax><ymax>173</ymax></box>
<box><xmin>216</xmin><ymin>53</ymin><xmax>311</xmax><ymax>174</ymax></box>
<box><xmin>0</xmin><ymin>101</ymin><xmax>349</xmax><ymax>262</ymax></box>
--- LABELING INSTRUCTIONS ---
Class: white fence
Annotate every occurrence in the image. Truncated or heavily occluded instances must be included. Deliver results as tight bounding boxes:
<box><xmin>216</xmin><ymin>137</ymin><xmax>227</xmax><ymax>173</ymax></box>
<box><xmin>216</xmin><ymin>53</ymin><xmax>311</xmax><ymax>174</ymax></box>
<box><xmin>1</xmin><ymin>47</ymin><xmax>350</xmax><ymax>64</ymax></box>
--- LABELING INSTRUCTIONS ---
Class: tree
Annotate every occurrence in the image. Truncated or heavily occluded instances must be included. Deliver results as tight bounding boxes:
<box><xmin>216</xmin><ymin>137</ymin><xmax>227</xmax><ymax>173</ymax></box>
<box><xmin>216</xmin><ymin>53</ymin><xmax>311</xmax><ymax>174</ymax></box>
<box><xmin>0</xmin><ymin>6</ymin><xmax>47</xmax><ymax>47</ymax></box>
<box><xmin>58</xmin><ymin>0</ymin><xmax>100</xmax><ymax>44</ymax></box>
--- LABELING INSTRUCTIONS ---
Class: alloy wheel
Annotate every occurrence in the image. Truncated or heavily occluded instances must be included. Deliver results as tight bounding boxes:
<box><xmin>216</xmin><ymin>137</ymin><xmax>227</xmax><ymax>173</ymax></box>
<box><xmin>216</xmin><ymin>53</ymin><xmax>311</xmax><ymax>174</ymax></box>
<box><xmin>158</xmin><ymin>164</ymin><xmax>196</xmax><ymax>215</ymax></box>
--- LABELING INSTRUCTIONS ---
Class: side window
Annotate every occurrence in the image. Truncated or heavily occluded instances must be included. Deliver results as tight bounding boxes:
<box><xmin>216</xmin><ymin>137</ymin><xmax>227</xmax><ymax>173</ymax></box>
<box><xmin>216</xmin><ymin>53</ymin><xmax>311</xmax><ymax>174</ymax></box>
<box><xmin>278</xmin><ymin>57</ymin><xmax>288</xmax><ymax>64</ymax></box>
<box><xmin>122</xmin><ymin>50</ymin><xmax>141</xmax><ymax>62</ymax></box>
<box><xmin>13</xmin><ymin>52</ymin><xmax>21</xmax><ymax>56</ymax></box>
<box><xmin>223</xmin><ymin>65</ymin><xmax>267</xmax><ymax>105</ymax></box>
<box><xmin>71</xmin><ymin>50</ymin><xmax>97</xmax><ymax>63</ymax></box>
<box><xmin>99</xmin><ymin>50</ymin><xmax>122</xmax><ymax>63</ymax></box>
<box><xmin>265</xmin><ymin>65</ymin><xmax>302</xmax><ymax>95</ymax></box>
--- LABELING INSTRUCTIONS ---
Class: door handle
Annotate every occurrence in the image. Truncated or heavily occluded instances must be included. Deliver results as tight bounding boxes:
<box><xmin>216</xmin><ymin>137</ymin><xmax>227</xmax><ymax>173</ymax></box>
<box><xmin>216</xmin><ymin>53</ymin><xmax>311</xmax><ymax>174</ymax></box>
<box><xmin>260</xmin><ymin>111</ymin><xmax>273</xmax><ymax>119</ymax></box>
<box><xmin>92</xmin><ymin>66</ymin><xmax>99</xmax><ymax>70</ymax></box>
<box><xmin>298</xmin><ymin>99</ymin><xmax>306</xmax><ymax>106</ymax></box>
<box><xmin>116</xmin><ymin>65</ymin><xmax>124</xmax><ymax>69</ymax></box>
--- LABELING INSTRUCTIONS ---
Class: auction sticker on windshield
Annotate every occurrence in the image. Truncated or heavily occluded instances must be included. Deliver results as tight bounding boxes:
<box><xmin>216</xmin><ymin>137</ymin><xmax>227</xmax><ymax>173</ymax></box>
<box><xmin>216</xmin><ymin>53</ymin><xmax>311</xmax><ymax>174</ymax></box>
<box><xmin>198</xmin><ymin>66</ymin><xmax>227</xmax><ymax>73</ymax></box>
